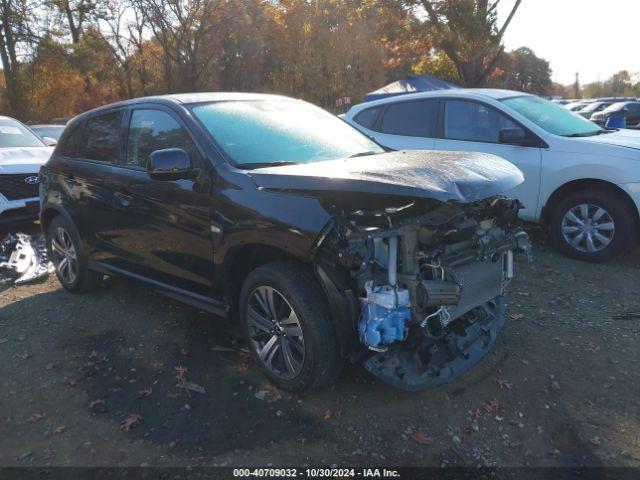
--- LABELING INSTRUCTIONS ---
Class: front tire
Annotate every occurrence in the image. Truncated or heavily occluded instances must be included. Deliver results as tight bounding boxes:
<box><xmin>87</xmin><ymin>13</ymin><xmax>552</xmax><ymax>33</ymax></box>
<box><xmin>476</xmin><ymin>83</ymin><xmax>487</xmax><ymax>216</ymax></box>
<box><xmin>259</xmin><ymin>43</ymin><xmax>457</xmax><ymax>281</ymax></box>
<box><xmin>239</xmin><ymin>261</ymin><xmax>341</xmax><ymax>393</ymax></box>
<box><xmin>550</xmin><ymin>188</ymin><xmax>636</xmax><ymax>262</ymax></box>
<box><xmin>47</xmin><ymin>216</ymin><xmax>102</xmax><ymax>293</ymax></box>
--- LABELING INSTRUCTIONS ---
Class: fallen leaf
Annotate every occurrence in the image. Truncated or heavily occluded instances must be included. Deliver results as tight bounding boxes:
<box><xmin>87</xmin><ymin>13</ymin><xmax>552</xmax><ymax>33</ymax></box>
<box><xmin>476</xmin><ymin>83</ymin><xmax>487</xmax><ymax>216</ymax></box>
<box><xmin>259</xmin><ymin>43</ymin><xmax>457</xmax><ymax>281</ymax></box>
<box><xmin>88</xmin><ymin>350</ymin><xmax>98</xmax><ymax>359</ymax></box>
<box><xmin>466</xmin><ymin>424</ymin><xmax>480</xmax><ymax>433</ymax></box>
<box><xmin>254</xmin><ymin>389</ymin><xmax>280</xmax><ymax>402</ymax></box>
<box><xmin>323</xmin><ymin>409</ymin><xmax>332</xmax><ymax>420</ymax></box>
<box><xmin>549</xmin><ymin>381</ymin><xmax>561</xmax><ymax>392</ymax></box>
<box><xmin>43</xmin><ymin>450</ymin><xmax>56</xmax><ymax>460</ymax></box>
<box><xmin>410</xmin><ymin>430</ymin><xmax>434</xmax><ymax>445</ymax></box>
<box><xmin>138</xmin><ymin>387</ymin><xmax>153</xmax><ymax>397</ymax></box>
<box><xmin>263</xmin><ymin>382</ymin><xmax>284</xmax><ymax>395</ymax></box>
<box><xmin>174</xmin><ymin>366</ymin><xmax>188</xmax><ymax>380</ymax></box>
<box><xmin>509</xmin><ymin>313</ymin><xmax>524</xmax><ymax>320</ymax></box>
<box><xmin>471</xmin><ymin>408</ymin><xmax>482</xmax><ymax>420</ymax></box>
<box><xmin>88</xmin><ymin>399</ymin><xmax>104</xmax><ymax>408</ymax></box>
<box><xmin>176</xmin><ymin>381</ymin><xmax>206</xmax><ymax>395</ymax></box>
<box><xmin>295</xmin><ymin>436</ymin><xmax>306</xmax><ymax>444</ymax></box>
<box><xmin>45</xmin><ymin>363</ymin><xmax>55</xmax><ymax>370</ymax></box>
<box><xmin>25</xmin><ymin>413</ymin><xmax>46</xmax><ymax>423</ymax></box>
<box><xmin>483</xmin><ymin>399</ymin><xmax>503</xmax><ymax>413</ymax></box>
<box><xmin>180</xmin><ymin>349</ymin><xmax>190</xmax><ymax>357</ymax></box>
<box><xmin>586</xmin><ymin>343</ymin><xmax>600</xmax><ymax>353</ymax></box>
<box><xmin>495</xmin><ymin>378</ymin><xmax>512</xmax><ymax>390</ymax></box>
<box><xmin>53</xmin><ymin>426</ymin><xmax>66</xmax><ymax>434</ymax></box>
<box><xmin>120</xmin><ymin>414</ymin><xmax>141</xmax><ymax>432</ymax></box>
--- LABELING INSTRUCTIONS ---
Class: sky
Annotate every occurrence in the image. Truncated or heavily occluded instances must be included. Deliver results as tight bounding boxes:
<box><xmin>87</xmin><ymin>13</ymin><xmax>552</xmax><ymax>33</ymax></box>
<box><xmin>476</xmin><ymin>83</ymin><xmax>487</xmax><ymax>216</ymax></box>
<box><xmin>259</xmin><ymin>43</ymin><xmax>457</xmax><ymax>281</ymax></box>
<box><xmin>497</xmin><ymin>0</ymin><xmax>639</xmax><ymax>85</ymax></box>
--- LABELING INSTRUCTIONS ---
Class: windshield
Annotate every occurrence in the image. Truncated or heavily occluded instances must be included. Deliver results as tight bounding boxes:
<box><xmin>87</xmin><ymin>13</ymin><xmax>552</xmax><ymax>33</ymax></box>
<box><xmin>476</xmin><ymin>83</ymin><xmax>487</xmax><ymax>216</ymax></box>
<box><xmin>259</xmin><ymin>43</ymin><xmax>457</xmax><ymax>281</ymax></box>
<box><xmin>192</xmin><ymin>100</ymin><xmax>384</xmax><ymax>167</ymax></box>
<box><xmin>0</xmin><ymin>118</ymin><xmax>45</xmax><ymax>148</ymax></box>
<box><xmin>502</xmin><ymin>96</ymin><xmax>604</xmax><ymax>137</ymax></box>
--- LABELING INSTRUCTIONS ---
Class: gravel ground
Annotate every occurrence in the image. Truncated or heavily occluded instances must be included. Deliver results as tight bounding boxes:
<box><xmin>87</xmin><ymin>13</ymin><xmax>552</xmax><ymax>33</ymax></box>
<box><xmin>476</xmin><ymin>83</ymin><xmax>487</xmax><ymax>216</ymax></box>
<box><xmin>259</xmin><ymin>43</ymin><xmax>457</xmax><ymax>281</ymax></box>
<box><xmin>1</xmin><ymin>223</ymin><xmax>639</xmax><ymax>468</ymax></box>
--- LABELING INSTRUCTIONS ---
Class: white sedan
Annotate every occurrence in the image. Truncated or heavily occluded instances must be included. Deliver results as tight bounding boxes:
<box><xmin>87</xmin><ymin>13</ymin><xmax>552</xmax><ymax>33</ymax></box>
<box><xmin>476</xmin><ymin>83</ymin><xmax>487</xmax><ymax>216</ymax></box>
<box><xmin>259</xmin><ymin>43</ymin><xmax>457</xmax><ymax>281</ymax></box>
<box><xmin>344</xmin><ymin>89</ymin><xmax>640</xmax><ymax>262</ymax></box>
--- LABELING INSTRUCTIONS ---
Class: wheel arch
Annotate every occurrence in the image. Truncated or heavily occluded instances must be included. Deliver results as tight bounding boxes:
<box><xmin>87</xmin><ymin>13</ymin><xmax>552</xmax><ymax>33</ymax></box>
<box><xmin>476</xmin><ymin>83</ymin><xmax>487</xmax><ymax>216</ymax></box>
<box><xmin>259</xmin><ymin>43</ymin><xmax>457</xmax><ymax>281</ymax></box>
<box><xmin>222</xmin><ymin>244</ymin><xmax>302</xmax><ymax>314</ymax></box>
<box><xmin>221</xmin><ymin>242</ymin><xmax>358</xmax><ymax>358</ymax></box>
<box><xmin>40</xmin><ymin>205</ymin><xmax>72</xmax><ymax>234</ymax></box>
<box><xmin>540</xmin><ymin>178</ymin><xmax>640</xmax><ymax>229</ymax></box>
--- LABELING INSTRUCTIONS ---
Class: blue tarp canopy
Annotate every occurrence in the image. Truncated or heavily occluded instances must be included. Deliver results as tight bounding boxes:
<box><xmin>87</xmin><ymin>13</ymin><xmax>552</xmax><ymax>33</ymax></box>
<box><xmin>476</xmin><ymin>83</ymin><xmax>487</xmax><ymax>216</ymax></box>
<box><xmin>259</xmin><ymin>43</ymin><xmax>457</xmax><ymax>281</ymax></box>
<box><xmin>364</xmin><ymin>75</ymin><xmax>458</xmax><ymax>102</ymax></box>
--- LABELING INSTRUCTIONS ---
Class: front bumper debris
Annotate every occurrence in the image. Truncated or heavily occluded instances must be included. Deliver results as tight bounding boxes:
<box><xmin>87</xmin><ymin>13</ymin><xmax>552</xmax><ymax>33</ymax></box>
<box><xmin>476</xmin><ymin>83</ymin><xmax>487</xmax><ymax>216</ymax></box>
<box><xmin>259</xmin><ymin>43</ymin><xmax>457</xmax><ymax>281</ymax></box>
<box><xmin>0</xmin><ymin>233</ymin><xmax>55</xmax><ymax>285</ymax></box>
<box><xmin>363</xmin><ymin>296</ymin><xmax>506</xmax><ymax>392</ymax></box>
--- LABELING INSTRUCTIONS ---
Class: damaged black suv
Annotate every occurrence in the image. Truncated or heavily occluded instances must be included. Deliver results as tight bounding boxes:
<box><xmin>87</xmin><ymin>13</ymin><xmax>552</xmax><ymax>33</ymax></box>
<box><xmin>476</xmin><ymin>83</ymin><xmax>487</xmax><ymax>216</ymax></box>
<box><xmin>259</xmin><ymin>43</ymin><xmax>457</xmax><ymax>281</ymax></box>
<box><xmin>40</xmin><ymin>93</ymin><xmax>531</xmax><ymax>392</ymax></box>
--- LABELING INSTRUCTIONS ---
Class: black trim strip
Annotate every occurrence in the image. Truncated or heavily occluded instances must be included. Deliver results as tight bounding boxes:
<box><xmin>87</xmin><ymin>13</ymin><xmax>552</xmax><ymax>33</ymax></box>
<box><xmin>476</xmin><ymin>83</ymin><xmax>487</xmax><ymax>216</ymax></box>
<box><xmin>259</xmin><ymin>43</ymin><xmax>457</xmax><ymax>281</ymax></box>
<box><xmin>91</xmin><ymin>261</ymin><xmax>229</xmax><ymax>317</ymax></box>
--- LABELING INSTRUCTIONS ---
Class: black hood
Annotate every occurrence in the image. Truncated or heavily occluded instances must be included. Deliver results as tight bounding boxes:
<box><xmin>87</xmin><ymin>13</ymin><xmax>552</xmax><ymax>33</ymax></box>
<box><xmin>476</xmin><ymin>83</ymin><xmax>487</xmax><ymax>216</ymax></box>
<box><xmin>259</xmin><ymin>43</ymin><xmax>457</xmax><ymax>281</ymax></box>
<box><xmin>247</xmin><ymin>150</ymin><xmax>524</xmax><ymax>203</ymax></box>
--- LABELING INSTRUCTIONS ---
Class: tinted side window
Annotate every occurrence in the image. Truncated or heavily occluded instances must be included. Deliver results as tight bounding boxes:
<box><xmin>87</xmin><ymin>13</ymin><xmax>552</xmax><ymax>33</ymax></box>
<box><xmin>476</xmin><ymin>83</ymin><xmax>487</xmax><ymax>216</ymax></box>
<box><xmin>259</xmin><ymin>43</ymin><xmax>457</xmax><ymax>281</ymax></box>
<box><xmin>353</xmin><ymin>106</ymin><xmax>382</xmax><ymax>130</ymax></box>
<box><xmin>80</xmin><ymin>111</ymin><xmax>122</xmax><ymax>162</ymax></box>
<box><xmin>125</xmin><ymin>109</ymin><xmax>197</xmax><ymax>169</ymax></box>
<box><xmin>60</xmin><ymin>125</ymin><xmax>82</xmax><ymax>157</ymax></box>
<box><xmin>444</xmin><ymin>100</ymin><xmax>518</xmax><ymax>143</ymax></box>
<box><xmin>380</xmin><ymin>100</ymin><xmax>438</xmax><ymax>137</ymax></box>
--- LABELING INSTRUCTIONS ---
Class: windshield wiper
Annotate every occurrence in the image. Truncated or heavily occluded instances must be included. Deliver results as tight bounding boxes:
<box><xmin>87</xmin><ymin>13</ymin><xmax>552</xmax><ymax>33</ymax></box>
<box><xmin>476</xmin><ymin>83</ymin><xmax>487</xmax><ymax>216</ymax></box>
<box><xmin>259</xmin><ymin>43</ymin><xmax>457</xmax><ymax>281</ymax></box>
<box><xmin>235</xmin><ymin>161</ymin><xmax>300</xmax><ymax>170</ymax></box>
<box><xmin>348</xmin><ymin>151</ymin><xmax>378</xmax><ymax>158</ymax></box>
<box><xmin>563</xmin><ymin>130</ymin><xmax>611</xmax><ymax>138</ymax></box>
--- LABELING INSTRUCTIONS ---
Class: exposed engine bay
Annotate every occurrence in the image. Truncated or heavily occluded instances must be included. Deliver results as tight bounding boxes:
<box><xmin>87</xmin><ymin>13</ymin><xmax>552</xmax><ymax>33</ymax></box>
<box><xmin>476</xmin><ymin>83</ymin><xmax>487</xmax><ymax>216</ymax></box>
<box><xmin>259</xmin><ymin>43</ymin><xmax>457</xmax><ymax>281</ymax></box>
<box><xmin>318</xmin><ymin>195</ymin><xmax>532</xmax><ymax>391</ymax></box>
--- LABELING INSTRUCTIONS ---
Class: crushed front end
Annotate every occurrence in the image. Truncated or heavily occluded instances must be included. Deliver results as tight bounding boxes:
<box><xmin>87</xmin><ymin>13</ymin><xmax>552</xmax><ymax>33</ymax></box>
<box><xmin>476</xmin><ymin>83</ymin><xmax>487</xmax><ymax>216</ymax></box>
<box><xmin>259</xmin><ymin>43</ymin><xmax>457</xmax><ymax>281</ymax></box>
<box><xmin>321</xmin><ymin>196</ymin><xmax>531</xmax><ymax>392</ymax></box>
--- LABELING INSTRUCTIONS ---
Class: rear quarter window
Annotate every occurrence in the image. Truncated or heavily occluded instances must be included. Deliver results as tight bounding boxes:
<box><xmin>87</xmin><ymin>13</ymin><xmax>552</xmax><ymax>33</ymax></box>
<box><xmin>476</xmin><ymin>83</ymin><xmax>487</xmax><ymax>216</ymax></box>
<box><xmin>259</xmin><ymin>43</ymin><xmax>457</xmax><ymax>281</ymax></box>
<box><xmin>59</xmin><ymin>125</ymin><xmax>82</xmax><ymax>158</ymax></box>
<box><xmin>353</xmin><ymin>106</ymin><xmax>382</xmax><ymax>130</ymax></box>
<box><xmin>79</xmin><ymin>110</ymin><xmax>123</xmax><ymax>163</ymax></box>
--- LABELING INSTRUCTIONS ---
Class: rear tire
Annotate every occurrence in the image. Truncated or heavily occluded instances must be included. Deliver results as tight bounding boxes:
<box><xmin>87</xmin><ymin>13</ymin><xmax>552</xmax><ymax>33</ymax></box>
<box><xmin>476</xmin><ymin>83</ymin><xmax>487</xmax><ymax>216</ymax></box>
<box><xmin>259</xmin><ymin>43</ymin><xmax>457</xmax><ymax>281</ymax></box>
<box><xmin>239</xmin><ymin>261</ymin><xmax>342</xmax><ymax>393</ymax></box>
<box><xmin>47</xmin><ymin>216</ymin><xmax>102</xmax><ymax>293</ymax></box>
<box><xmin>550</xmin><ymin>188</ymin><xmax>636</xmax><ymax>262</ymax></box>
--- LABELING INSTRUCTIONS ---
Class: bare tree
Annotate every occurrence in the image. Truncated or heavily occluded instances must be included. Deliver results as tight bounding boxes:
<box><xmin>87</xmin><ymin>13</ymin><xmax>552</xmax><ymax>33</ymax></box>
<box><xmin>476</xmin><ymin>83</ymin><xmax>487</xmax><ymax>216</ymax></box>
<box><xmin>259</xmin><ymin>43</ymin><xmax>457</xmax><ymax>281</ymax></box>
<box><xmin>50</xmin><ymin>0</ymin><xmax>101</xmax><ymax>44</ymax></box>
<box><xmin>417</xmin><ymin>0</ymin><xmax>522</xmax><ymax>86</ymax></box>
<box><xmin>132</xmin><ymin>0</ymin><xmax>226</xmax><ymax>92</ymax></box>
<box><xmin>0</xmin><ymin>0</ymin><xmax>39</xmax><ymax>117</ymax></box>
<box><xmin>100</xmin><ymin>0</ymin><xmax>136</xmax><ymax>97</ymax></box>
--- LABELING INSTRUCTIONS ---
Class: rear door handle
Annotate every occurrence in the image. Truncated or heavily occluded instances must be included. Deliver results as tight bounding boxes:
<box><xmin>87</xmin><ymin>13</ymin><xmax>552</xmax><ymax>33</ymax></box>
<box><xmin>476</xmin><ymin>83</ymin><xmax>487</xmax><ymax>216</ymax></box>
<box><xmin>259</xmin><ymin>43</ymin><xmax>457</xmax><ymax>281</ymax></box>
<box><xmin>113</xmin><ymin>191</ymin><xmax>132</xmax><ymax>208</ymax></box>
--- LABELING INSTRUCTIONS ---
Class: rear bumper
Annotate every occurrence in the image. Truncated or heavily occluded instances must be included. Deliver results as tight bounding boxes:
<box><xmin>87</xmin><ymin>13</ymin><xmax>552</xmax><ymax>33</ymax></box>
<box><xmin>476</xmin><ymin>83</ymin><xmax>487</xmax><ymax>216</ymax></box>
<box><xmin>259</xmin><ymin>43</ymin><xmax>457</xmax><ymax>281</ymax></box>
<box><xmin>0</xmin><ymin>196</ymin><xmax>40</xmax><ymax>225</ymax></box>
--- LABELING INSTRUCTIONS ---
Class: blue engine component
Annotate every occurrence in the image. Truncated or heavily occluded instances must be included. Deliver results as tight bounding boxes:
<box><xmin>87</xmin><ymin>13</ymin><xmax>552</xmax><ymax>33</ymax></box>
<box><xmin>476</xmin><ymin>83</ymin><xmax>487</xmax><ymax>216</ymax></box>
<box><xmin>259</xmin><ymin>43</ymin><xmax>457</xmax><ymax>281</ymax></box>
<box><xmin>358</xmin><ymin>282</ymin><xmax>411</xmax><ymax>348</ymax></box>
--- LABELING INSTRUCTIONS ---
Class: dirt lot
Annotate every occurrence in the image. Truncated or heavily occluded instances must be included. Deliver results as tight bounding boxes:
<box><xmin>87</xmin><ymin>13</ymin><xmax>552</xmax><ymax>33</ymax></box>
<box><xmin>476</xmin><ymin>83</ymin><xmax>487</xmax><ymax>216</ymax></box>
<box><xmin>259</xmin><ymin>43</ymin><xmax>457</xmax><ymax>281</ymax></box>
<box><xmin>1</xmin><ymin>223</ymin><xmax>639</xmax><ymax>468</ymax></box>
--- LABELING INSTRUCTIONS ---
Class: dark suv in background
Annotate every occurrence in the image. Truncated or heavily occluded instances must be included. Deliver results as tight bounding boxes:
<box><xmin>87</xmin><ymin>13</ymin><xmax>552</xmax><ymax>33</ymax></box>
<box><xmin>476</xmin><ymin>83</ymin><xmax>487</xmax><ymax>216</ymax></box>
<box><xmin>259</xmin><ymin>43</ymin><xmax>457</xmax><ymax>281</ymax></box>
<box><xmin>40</xmin><ymin>93</ymin><xmax>530</xmax><ymax>392</ymax></box>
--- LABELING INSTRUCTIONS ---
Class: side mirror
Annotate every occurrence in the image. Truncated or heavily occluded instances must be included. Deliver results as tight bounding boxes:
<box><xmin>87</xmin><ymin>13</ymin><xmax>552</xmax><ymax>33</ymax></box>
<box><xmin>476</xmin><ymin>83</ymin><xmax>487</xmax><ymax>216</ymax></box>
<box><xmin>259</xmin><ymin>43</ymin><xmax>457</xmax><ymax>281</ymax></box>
<box><xmin>42</xmin><ymin>136</ymin><xmax>57</xmax><ymax>146</ymax></box>
<box><xmin>498</xmin><ymin>127</ymin><xmax>526</xmax><ymax>145</ymax></box>
<box><xmin>148</xmin><ymin>148</ymin><xmax>192</xmax><ymax>181</ymax></box>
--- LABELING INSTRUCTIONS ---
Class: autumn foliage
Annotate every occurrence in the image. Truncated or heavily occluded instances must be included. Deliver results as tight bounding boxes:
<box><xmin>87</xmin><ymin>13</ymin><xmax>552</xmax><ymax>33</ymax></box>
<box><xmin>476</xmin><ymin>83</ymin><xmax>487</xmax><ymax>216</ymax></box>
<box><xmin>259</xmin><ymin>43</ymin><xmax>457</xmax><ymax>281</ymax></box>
<box><xmin>0</xmin><ymin>0</ymin><xmax>547</xmax><ymax>122</ymax></box>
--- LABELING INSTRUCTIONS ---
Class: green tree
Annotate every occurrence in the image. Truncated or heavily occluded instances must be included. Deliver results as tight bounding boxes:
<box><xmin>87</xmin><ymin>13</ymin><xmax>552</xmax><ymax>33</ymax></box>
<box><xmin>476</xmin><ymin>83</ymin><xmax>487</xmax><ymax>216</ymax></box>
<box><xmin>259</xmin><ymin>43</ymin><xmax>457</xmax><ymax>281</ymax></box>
<box><xmin>489</xmin><ymin>47</ymin><xmax>552</xmax><ymax>95</ymax></box>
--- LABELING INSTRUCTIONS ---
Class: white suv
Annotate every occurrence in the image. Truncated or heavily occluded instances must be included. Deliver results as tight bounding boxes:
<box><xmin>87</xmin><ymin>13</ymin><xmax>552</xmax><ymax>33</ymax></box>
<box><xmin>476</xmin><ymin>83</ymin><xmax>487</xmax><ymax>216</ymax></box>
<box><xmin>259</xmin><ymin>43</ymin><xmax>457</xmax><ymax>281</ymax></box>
<box><xmin>345</xmin><ymin>89</ymin><xmax>640</xmax><ymax>262</ymax></box>
<box><xmin>0</xmin><ymin>116</ymin><xmax>53</xmax><ymax>225</ymax></box>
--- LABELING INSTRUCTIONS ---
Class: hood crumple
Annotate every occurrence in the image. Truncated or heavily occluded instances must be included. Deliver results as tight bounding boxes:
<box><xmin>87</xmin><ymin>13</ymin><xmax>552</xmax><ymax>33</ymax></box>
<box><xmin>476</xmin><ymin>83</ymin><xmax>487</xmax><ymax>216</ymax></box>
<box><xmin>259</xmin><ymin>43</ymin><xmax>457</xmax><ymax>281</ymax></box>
<box><xmin>248</xmin><ymin>150</ymin><xmax>524</xmax><ymax>203</ymax></box>
<box><xmin>0</xmin><ymin>146</ymin><xmax>53</xmax><ymax>173</ymax></box>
